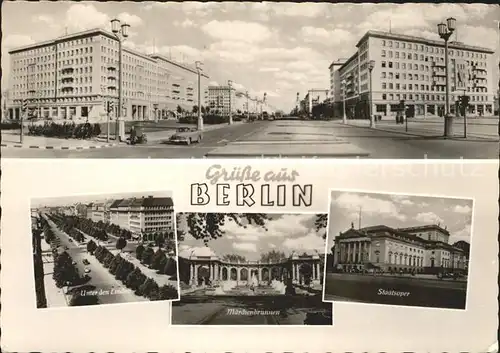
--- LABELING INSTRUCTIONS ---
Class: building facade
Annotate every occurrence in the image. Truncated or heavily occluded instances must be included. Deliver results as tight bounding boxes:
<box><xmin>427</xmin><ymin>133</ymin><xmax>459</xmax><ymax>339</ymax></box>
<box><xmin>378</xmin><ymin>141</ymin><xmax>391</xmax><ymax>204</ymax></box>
<box><xmin>301</xmin><ymin>89</ymin><xmax>329</xmax><ymax>115</ymax></box>
<box><xmin>7</xmin><ymin>28</ymin><xmax>209</xmax><ymax>122</ymax></box>
<box><xmin>179</xmin><ymin>250</ymin><xmax>323</xmax><ymax>287</ymax></box>
<box><xmin>109</xmin><ymin>196</ymin><xmax>174</xmax><ymax>240</ymax></box>
<box><xmin>88</xmin><ymin>201</ymin><xmax>112</xmax><ymax>224</ymax></box>
<box><xmin>332</xmin><ymin>224</ymin><xmax>468</xmax><ymax>273</ymax></box>
<box><xmin>331</xmin><ymin>30</ymin><xmax>495</xmax><ymax>119</ymax></box>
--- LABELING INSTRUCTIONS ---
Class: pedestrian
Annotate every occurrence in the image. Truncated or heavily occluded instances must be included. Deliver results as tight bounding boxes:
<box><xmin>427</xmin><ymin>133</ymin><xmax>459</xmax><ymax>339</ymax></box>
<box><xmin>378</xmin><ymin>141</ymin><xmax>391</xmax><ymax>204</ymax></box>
<box><xmin>129</xmin><ymin>125</ymin><xmax>136</xmax><ymax>145</ymax></box>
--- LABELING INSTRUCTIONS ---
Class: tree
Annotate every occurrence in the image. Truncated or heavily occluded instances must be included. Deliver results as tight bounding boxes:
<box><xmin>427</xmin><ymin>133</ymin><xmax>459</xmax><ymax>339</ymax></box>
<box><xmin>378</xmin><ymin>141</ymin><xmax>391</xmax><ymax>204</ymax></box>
<box><xmin>176</xmin><ymin>105</ymin><xmax>183</xmax><ymax>115</ymax></box>
<box><xmin>315</xmin><ymin>214</ymin><xmax>328</xmax><ymax>239</ymax></box>
<box><xmin>109</xmin><ymin>255</ymin><xmax>123</xmax><ymax>275</ymax></box>
<box><xmin>155</xmin><ymin>232</ymin><xmax>165</xmax><ymax>248</ymax></box>
<box><xmin>192</xmin><ymin>105</ymin><xmax>199</xmax><ymax>114</ymax></box>
<box><xmin>141</xmin><ymin>247</ymin><xmax>155</xmax><ymax>266</ymax></box>
<box><xmin>299</xmin><ymin>263</ymin><xmax>313</xmax><ymax>286</ymax></box>
<box><xmin>116</xmin><ymin>237</ymin><xmax>127</xmax><ymax>251</ymax></box>
<box><xmin>158</xmin><ymin>284</ymin><xmax>179</xmax><ymax>300</ymax></box>
<box><xmin>136</xmin><ymin>243</ymin><xmax>145</xmax><ymax>259</ymax></box>
<box><xmin>222</xmin><ymin>254</ymin><xmax>247</xmax><ymax>263</ymax></box>
<box><xmin>163</xmin><ymin>257</ymin><xmax>177</xmax><ymax>276</ymax></box>
<box><xmin>260</xmin><ymin>250</ymin><xmax>287</xmax><ymax>264</ymax></box>
<box><xmin>137</xmin><ymin>278</ymin><xmax>159</xmax><ymax>299</ymax></box>
<box><xmin>151</xmin><ymin>249</ymin><xmax>166</xmax><ymax>271</ymax></box>
<box><xmin>201</xmin><ymin>106</ymin><xmax>206</xmax><ymax>114</ymax></box>
<box><xmin>125</xmin><ymin>267</ymin><xmax>144</xmax><ymax>290</ymax></box>
<box><xmin>86</xmin><ymin>240</ymin><xmax>97</xmax><ymax>254</ymax></box>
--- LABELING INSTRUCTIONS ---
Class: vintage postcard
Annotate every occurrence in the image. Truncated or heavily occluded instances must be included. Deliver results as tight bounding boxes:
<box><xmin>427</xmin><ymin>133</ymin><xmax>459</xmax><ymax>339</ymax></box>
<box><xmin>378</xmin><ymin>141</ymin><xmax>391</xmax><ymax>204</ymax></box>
<box><xmin>2</xmin><ymin>1</ymin><xmax>498</xmax><ymax>159</ymax></box>
<box><xmin>323</xmin><ymin>189</ymin><xmax>473</xmax><ymax>310</ymax></box>
<box><xmin>31</xmin><ymin>191</ymin><xmax>180</xmax><ymax>308</ymax></box>
<box><xmin>171</xmin><ymin>212</ymin><xmax>333</xmax><ymax>325</ymax></box>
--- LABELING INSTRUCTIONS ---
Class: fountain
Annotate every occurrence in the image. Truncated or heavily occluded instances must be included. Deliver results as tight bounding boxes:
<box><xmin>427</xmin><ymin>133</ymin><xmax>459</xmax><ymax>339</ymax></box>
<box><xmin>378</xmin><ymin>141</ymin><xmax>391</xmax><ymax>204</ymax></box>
<box><xmin>271</xmin><ymin>279</ymin><xmax>286</xmax><ymax>294</ymax></box>
<box><xmin>250</xmin><ymin>273</ymin><xmax>259</xmax><ymax>288</ymax></box>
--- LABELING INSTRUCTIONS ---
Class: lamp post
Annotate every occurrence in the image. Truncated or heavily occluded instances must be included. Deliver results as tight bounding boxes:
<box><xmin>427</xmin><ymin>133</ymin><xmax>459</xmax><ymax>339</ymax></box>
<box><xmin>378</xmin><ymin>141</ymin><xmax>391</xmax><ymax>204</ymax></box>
<box><xmin>153</xmin><ymin>103</ymin><xmax>158</xmax><ymax>123</ymax></box>
<box><xmin>195</xmin><ymin>61</ymin><xmax>203</xmax><ymax>131</ymax></box>
<box><xmin>110</xmin><ymin>18</ymin><xmax>130</xmax><ymax>140</ymax></box>
<box><xmin>246</xmin><ymin>90</ymin><xmax>250</xmax><ymax>121</ymax></box>
<box><xmin>368</xmin><ymin>60</ymin><xmax>376</xmax><ymax>128</ymax></box>
<box><xmin>437</xmin><ymin>17</ymin><xmax>456</xmax><ymax>138</ymax></box>
<box><xmin>228</xmin><ymin>80</ymin><xmax>233</xmax><ymax>125</ymax></box>
<box><xmin>341</xmin><ymin>79</ymin><xmax>347</xmax><ymax>123</ymax></box>
<box><xmin>22</xmin><ymin>63</ymin><xmax>36</xmax><ymax>144</ymax></box>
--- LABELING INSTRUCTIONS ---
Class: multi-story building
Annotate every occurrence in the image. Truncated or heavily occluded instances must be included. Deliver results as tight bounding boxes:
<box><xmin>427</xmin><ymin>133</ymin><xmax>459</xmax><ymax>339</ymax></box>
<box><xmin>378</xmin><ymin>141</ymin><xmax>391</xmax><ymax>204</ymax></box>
<box><xmin>88</xmin><ymin>201</ymin><xmax>112</xmax><ymax>224</ymax></box>
<box><xmin>108</xmin><ymin>196</ymin><xmax>174</xmax><ymax>240</ymax></box>
<box><xmin>6</xmin><ymin>28</ymin><xmax>209</xmax><ymax>122</ymax></box>
<box><xmin>207</xmin><ymin>85</ymin><xmax>235</xmax><ymax>116</ymax></box>
<box><xmin>331</xmin><ymin>30</ymin><xmax>496</xmax><ymax>119</ymax></box>
<box><xmin>332</xmin><ymin>223</ymin><xmax>469</xmax><ymax>273</ymax></box>
<box><xmin>302</xmin><ymin>89</ymin><xmax>329</xmax><ymax>115</ymax></box>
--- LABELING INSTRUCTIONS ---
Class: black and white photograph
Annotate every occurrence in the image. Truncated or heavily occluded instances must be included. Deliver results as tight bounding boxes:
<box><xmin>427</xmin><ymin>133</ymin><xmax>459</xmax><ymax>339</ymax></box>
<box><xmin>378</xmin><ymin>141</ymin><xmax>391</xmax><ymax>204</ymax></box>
<box><xmin>323</xmin><ymin>190</ymin><xmax>473</xmax><ymax>310</ymax></box>
<box><xmin>171</xmin><ymin>212</ymin><xmax>332</xmax><ymax>325</ymax></box>
<box><xmin>1</xmin><ymin>2</ymin><xmax>499</xmax><ymax>159</ymax></box>
<box><xmin>31</xmin><ymin>191</ymin><xmax>180</xmax><ymax>308</ymax></box>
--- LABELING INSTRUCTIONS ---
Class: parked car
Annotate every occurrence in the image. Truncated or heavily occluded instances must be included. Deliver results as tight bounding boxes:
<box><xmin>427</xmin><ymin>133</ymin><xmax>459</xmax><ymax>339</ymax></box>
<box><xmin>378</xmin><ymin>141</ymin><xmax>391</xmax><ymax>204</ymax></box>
<box><xmin>169</xmin><ymin>127</ymin><xmax>202</xmax><ymax>145</ymax></box>
<box><xmin>84</xmin><ymin>267</ymin><xmax>91</xmax><ymax>274</ymax></box>
<box><xmin>82</xmin><ymin>259</ymin><xmax>90</xmax><ymax>265</ymax></box>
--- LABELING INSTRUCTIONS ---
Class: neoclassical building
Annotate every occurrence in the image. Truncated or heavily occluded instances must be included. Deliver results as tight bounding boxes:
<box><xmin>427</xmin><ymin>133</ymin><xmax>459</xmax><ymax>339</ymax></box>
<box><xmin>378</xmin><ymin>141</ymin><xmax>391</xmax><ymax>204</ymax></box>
<box><xmin>332</xmin><ymin>224</ymin><xmax>468</xmax><ymax>273</ymax></box>
<box><xmin>179</xmin><ymin>250</ymin><xmax>323</xmax><ymax>287</ymax></box>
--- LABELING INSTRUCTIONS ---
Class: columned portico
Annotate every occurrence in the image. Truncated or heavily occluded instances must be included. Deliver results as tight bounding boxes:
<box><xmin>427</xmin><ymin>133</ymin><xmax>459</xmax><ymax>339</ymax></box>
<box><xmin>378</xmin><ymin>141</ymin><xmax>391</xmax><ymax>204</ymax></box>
<box><xmin>183</xmin><ymin>251</ymin><xmax>324</xmax><ymax>288</ymax></box>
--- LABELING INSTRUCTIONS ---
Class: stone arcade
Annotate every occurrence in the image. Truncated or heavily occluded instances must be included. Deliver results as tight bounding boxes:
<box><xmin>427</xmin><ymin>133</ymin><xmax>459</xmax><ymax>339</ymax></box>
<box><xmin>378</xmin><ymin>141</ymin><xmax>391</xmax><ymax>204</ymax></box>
<box><xmin>181</xmin><ymin>251</ymin><xmax>323</xmax><ymax>288</ymax></box>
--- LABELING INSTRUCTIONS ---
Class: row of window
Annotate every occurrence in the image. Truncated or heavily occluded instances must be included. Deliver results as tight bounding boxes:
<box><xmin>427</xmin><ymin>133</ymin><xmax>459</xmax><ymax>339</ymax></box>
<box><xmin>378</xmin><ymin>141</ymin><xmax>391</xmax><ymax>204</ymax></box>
<box><xmin>381</xmin><ymin>92</ymin><xmax>490</xmax><ymax>102</ymax></box>
<box><xmin>381</xmin><ymin>38</ymin><xmax>488</xmax><ymax>60</ymax></box>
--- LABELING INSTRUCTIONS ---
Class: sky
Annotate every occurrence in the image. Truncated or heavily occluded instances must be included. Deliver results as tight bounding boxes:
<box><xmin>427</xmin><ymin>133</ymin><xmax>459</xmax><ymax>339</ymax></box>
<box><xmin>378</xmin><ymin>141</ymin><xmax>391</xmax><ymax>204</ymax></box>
<box><xmin>2</xmin><ymin>2</ymin><xmax>499</xmax><ymax>111</ymax></box>
<box><xmin>31</xmin><ymin>191</ymin><xmax>173</xmax><ymax>208</ymax></box>
<box><xmin>178</xmin><ymin>213</ymin><xmax>326</xmax><ymax>261</ymax></box>
<box><xmin>327</xmin><ymin>191</ymin><xmax>474</xmax><ymax>250</ymax></box>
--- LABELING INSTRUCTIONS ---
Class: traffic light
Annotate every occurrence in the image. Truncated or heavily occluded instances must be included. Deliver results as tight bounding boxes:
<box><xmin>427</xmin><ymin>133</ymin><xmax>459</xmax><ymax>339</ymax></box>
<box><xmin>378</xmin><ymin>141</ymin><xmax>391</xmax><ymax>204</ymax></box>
<box><xmin>107</xmin><ymin>101</ymin><xmax>114</xmax><ymax>113</ymax></box>
<box><xmin>458</xmin><ymin>95</ymin><xmax>470</xmax><ymax>109</ymax></box>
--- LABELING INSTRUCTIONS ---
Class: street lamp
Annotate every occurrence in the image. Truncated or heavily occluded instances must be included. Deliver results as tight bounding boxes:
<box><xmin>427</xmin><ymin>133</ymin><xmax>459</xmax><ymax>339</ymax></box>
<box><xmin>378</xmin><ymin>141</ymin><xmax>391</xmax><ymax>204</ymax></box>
<box><xmin>21</xmin><ymin>63</ymin><xmax>37</xmax><ymax>144</ymax></box>
<box><xmin>437</xmin><ymin>17</ymin><xmax>456</xmax><ymax>138</ymax></box>
<box><xmin>341</xmin><ymin>79</ymin><xmax>347</xmax><ymax>124</ymax></box>
<box><xmin>246</xmin><ymin>90</ymin><xmax>250</xmax><ymax>121</ymax></box>
<box><xmin>195</xmin><ymin>61</ymin><xmax>204</xmax><ymax>130</ymax></box>
<box><xmin>228</xmin><ymin>80</ymin><xmax>233</xmax><ymax>125</ymax></box>
<box><xmin>110</xmin><ymin>18</ymin><xmax>130</xmax><ymax>140</ymax></box>
<box><xmin>368</xmin><ymin>60</ymin><xmax>376</xmax><ymax>128</ymax></box>
<box><xmin>153</xmin><ymin>103</ymin><xmax>158</xmax><ymax>123</ymax></box>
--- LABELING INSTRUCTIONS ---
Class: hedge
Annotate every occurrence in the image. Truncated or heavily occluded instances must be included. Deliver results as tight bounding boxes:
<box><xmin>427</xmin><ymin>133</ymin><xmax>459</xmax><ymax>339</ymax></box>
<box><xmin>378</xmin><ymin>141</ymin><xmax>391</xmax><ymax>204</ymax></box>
<box><xmin>27</xmin><ymin>122</ymin><xmax>101</xmax><ymax>139</ymax></box>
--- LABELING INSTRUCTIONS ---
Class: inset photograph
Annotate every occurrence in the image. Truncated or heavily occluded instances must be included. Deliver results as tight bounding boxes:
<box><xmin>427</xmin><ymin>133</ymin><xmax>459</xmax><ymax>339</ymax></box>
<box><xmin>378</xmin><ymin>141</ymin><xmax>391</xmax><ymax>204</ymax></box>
<box><xmin>171</xmin><ymin>212</ymin><xmax>332</xmax><ymax>325</ymax></box>
<box><xmin>323</xmin><ymin>190</ymin><xmax>472</xmax><ymax>310</ymax></box>
<box><xmin>31</xmin><ymin>192</ymin><xmax>180</xmax><ymax>308</ymax></box>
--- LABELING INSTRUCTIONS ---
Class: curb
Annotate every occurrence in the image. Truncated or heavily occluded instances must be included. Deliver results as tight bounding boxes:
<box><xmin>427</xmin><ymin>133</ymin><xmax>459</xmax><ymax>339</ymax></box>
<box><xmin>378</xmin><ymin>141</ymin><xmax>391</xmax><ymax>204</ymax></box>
<box><xmin>0</xmin><ymin>142</ymin><xmax>118</xmax><ymax>150</ymax></box>
<box><xmin>345</xmin><ymin>123</ymin><xmax>498</xmax><ymax>142</ymax></box>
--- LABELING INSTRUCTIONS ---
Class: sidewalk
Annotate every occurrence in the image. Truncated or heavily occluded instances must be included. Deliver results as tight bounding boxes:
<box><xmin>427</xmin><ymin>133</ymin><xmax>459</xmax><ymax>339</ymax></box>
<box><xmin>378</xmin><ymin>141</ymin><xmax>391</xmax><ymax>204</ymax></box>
<box><xmin>344</xmin><ymin>119</ymin><xmax>499</xmax><ymax>141</ymax></box>
<box><xmin>1</xmin><ymin>130</ymin><xmax>118</xmax><ymax>150</ymax></box>
<box><xmin>43</xmin><ymin>261</ymin><xmax>69</xmax><ymax>308</ymax></box>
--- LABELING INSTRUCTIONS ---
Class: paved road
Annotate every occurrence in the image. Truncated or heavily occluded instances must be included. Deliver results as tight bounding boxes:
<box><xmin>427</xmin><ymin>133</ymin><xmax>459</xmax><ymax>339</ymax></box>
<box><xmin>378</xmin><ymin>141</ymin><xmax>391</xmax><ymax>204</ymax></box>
<box><xmin>323</xmin><ymin>273</ymin><xmax>467</xmax><ymax>309</ymax></box>
<box><xmin>3</xmin><ymin>119</ymin><xmax>497</xmax><ymax>158</ymax></box>
<box><xmin>45</xmin><ymin>217</ymin><xmax>146</xmax><ymax>305</ymax></box>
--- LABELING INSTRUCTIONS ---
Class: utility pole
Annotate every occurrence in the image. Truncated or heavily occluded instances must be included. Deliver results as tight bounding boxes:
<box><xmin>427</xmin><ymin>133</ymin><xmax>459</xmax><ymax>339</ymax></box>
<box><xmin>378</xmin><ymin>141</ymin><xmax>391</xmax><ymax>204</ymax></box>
<box><xmin>228</xmin><ymin>80</ymin><xmax>233</xmax><ymax>125</ymax></box>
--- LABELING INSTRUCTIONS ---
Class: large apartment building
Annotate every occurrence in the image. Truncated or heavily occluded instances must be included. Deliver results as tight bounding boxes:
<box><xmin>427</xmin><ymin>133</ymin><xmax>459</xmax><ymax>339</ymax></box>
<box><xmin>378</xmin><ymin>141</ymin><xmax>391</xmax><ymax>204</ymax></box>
<box><xmin>7</xmin><ymin>28</ymin><xmax>209</xmax><ymax>122</ymax></box>
<box><xmin>108</xmin><ymin>196</ymin><xmax>174</xmax><ymax>241</ymax></box>
<box><xmin>207</xmin><ymin>86</ymin><xmax>265</xmax><ymax>116</ymax></box>
<box><xmin>301</xmin><ymin>89</ymin><xmax>330</xmax><ymax>115</ymax></box>
<box><xmin>333</xmin><ymin>224</ymin><xmax>469</xmax><ymax>273</ymax></box>
<box><xmin>330</xmin><ymin>30</ymin><xmax>496</xmax><ymax>119</ymax></box>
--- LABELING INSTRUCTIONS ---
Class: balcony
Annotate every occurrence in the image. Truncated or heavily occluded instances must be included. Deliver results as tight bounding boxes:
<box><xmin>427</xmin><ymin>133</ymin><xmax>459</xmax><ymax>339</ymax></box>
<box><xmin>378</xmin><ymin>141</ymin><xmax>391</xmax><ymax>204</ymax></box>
<box><xmin>107</xmin><ymin>73</ymin><xmax>117</xmax><ymax>80</ymax></box>
<box><xmin>107</xmin><ymin>64</ymin><xmax>118</xmax><ymax>71</ymax></box>
<box><xmin>61</xmin><ymin>86</ymin><xmax>74</xmax><ymax>92</ymax></box>
<box><xmin>61</xmin><ymin>77</ymin><xmax>74</xmax><ymax>83</ymax></box>
<box><xmin>61</xmin><ymin>67</ymin><xmax>74</xmax><ymax>75</ymax></box>
<box><xmin>432</xmin><ymin>62</ymin><xmax>446</xmax><ymax>68</ymax></box>
<box><xmin>172</xmin><ymin>83</ymin><xmax>180</xmax><ymax>87</ymax></box>
<box><xmin>172</xmin><ymin>89</ymin><xmax>180</xmax><ymax>94</ymax></box>
<box><xmin>472</xmin><ymin>66</ymin><xmax>487</xmax><ymax>73</ymax></box>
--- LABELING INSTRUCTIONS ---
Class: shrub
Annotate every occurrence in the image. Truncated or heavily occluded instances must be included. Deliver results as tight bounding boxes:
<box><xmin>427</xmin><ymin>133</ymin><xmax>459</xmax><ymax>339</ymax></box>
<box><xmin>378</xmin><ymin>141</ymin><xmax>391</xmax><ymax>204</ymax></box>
<box><xmin>26</xmin><ymin>121</ymin><xmax>102</xmax><ymax>139</ymax></box>
<box><xmin>157</xmin><ymin>284</ymin><xmax>179</xmax><ymax>301</ymax></box>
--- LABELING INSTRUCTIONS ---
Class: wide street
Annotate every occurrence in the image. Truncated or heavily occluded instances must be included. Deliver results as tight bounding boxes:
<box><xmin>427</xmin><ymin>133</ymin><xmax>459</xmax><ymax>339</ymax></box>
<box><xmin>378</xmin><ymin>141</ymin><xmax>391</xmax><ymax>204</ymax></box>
<box><xmin>323</xmin><ymin>273</ymin><xmax>467</xmax><ymax>309</ymax></box>
<box><xmin>44</xmin><ymin>217</ymin><xmax>147</xmax><ymax>305</ymax></box>
<box><xmin>3</xmin><ymin>117</ymin><xmax>498</xmax><ymax>159</ymax></box>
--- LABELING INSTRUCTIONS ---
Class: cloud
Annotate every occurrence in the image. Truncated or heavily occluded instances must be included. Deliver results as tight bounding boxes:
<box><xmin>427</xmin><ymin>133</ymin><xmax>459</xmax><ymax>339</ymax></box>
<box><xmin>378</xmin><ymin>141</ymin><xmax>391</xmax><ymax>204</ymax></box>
<box><xmin>117</xmin><ymin>12</ymin><xmax>143</xmax><ymax>27</ymax></box>
<box><xmin>179</xmin><ymin>245</ymin><xmax>217</xmax><ymax>258</ymax></box>
<box><xmin>3</xmin><ymin>34</ymin><xmax>35</xmax><ymax>49</ymax></box>
<box><xmin>259</xmin><ymin>67</ymin><xmax>281</xmax><ymax>73</ymax></box>
<box><xmin>209</xmin><ymin>81</ymin><xmax>219</xmax><ymax>86</ymax></box>
<box><xmin>450</xmin><ymin>224</ymin><xmax>472</xmax><ymax>242</ymax></box>
<box><xmin>300</xmin><ymin>27</ymin><xmax>354</xmax><ymax>46</ymax></box>
<box><xmin>64</xmin><ymin>4</ymin><xmax>111</xmax><ymax>32</ymax></box>
<box><xmin>452</xmin><ymin>205</ymin><xmax>472</xmax><ymax>214</ymax></box>
<box><xmin>173</xmin><ymin>19</ymin><xmax>197</xmax><ymax>28</ymax></box>
<box><xmin>389</xmin><ymin>195</ymin><xmax>414</xmax><ymax>206</ymax></box>
<box><xmin>271</xmin><ymin>3</ymin><xmax>332</xmax><ymax>18</ymax></box>
<box><xmin>415</xmin><ymin>212</ymin><xmax>444</xmax><ymax>225</ymax></box>
<box><xmin>202</xmin><ymin>20</ymin><xmax>272</xmax><ymax>43</ymax></box>
<box><xmin>233</xmin><ymin>242</ymin><xmax>258</xmax><ymax>252</ymax></box>
<box><xmin>282</xmin><ymin>232</ymin><xmax>325</xmax><ymax>253</ymax></box>
<box><xmin>332</xmin><ymin>193</ymin><xmax>406</xmax><ymax>221</ymax></box>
